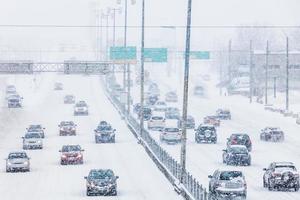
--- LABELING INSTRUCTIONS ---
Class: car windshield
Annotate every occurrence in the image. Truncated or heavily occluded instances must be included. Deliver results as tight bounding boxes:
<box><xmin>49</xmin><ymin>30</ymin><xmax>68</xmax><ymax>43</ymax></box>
<box><xmin>62</xmin><ymin>145</ymin><xmax>81</xmax><ymax>152</ymax></box>
<box><xmin>29</xmin><ymin>125</ymin><xmax>42</xmax><ymax>129</ymax></box>
<box><xmin>229</xmin><ymin>147</ymin><xmax>248</xmax><ymax>154</ymax></box>
<box><xmin>152</xmin><ymin>116</ymin><xmax>163</xmax><ymax>120</ymax></box>
<box><xmin>221</xmin><ymin>111</ymin><xmax>230</xmax><ymax>114</ymax></box>
<box><xmin>25</xmin><ymin>133</ymin><xmax>41</xmax><ymax>138</ymax></box>
<box><xmin>220</xmin><ymin>171</ymin><xmax>243</xmax><ymax>180</ymax></box>
<box><xmin>232</xmin><ymin>135</ymin><xmax>248</xmax><ymax>142</ymax></box>
<box><xmin>165</xmin><ymin>128</ymin><xmax>179</xmax><ymax>132</ymax></box>
<box><xmin>97</xmin><ymin>125</ymin><xmax>112</xmax><ymax>131</ymax></box>
<box><xmin>65</xmin><ymin>95</ymin><xmax>74</xmax><ymax>99</ymax></box>
<box><xmin>157</xmin><ymin>102</ymin><xmax>166</xmax><ymax>106</ymax></box>
<box><xmin>275</xmin><ymin>165</ymin><xmax>296</xmax><ymax>172</ymax></box>
<box><xmin>9</xmin><ymin>152</ymin><xmax>27</xmax><ymax>159</ymax></box>
<box><xmin>89</xmin><ymin>170</ymin><xmax>114</xmax><ymax>179</ymax></box>
<box><xmin>144</xmin><ymin>108</ymin><xmax>151</xmax><ymax>114</ymax></box>
<box><xmin>76</xmin><ymin>102</ymin><xmax>86</xmax><ymax>107</ymax></box>
<box><xmin>271</xmin><ymin>131</ymin><xmax>282</xmax><ymax>135</ymax></box>
<box><xmin>199</xmin><ymin>126</ymin><xmax>215</xmax><ymax>131</ymax></box>
<box><xmin>61</xmin><ymin>121</ymin><xmax>74</xmax><ymax>126</ymax></box>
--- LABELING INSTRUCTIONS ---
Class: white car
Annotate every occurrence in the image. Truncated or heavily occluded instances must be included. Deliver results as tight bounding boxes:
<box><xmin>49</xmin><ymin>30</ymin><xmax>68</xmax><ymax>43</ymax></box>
<box><xmin>154</xmin><ymin>101</ymin><xmax>167</xmax><ymax>112</ymax></box>
<box><xmin>22</xmin><ymin>132</ymin><xmax>43</xmax><ymax>149</ymax></box>
<box><xmin>6</xmin><ymin>85</ymin><xmax>17</xmax><ymax>95</ymax></box>
<box><xmin>74</xmin><ymin>101</ymin><xmax>89</xmax><ymax>115</ymax></box>
<box><xmin>54</xmin><ymin>82</ymin><xmax>63</xmax><ymax>90</ymax></box>
<box><xmin>147</xmin><ymin>115</ymin><xmax>165</xmax><ymax>130</ymax></box>
<box><xmin>165</xmin><ymin>91</ymin><xmax>178</xmax><ymax>102</ymax></box>
<box><xmin>6</xmin><ymin>151</ymin><xmax>30</xmax><ymax>172</ymax></box>
<box><xmin>159</xmin><ymin>120</ymin><xmax>182</xmax><ymax>144</ymax></box>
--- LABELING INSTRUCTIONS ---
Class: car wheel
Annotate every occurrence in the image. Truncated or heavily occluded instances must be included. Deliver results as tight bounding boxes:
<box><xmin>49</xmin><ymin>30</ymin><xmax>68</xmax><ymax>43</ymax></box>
<box><xmin>268</xmin><ymin>180</ymin><xmax>273</xmax><ymax>191</ymax></box>
<box><xmin>6</xmin><ymin>168</ymin><xmax>10</xmax><ymax>173</ymax></box>
<box><xmin>86</xmin><ymin>190</ymin><xmax>91</xmax><ymax>196</ymax></box>
<box><xmin>294</xmin><ymin>184</ymin><xmax>299</xmax><ymax>192</ymax></box>
<box><xmin>263</xmin><ymin>178</ymin><xmax>266</xmax><ymax>188</ymax></box>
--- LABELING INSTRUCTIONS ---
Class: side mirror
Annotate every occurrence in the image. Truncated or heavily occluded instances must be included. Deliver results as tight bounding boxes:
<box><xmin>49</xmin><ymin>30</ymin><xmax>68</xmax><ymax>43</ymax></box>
<box><xmin>43</xmin><ymin>128</ymin><xmax>45</xmax><ymax>129</ymax></box>
<box><xmin>116</xmin><ymin>176</ymin><xmax>119</xmax><ymax>179</ymax></box>
<box><xmin>263</xmin><ymin>168</ymin><xmax>267</xmax><ymax>171</ymax></box>
<box><xmin>222</xmin><ymin>149</ymin><xmax>227</xmax><ymax>152</ymax></box>
<box><xmin>58</xmin><ymin>125</ymin><xmax>60</xmax><ymax>127</ymax></box>
<box><xmin>208</xmin><ymin>175</ymin><xmax>213</xmax><ymax>179</ymax></box>
<box><xmin>81</xmin><ymin>149</ymin><xmax>85</xmax><ymax>152</ymax></box>
<box><xmin>84</xmin><ymin>176</ymin><xmax>87</xmax><ymax>179</ymax></box>
<box><xmin>94</xmin><ymin>129</ymin><xmax>97</xmax><ymax>132</ymax></box>
<box><xmin>113</xmin><ymin>129</ymin><xmax>116</xmax><ymax>132</ymax></box>
<box><xmin>22</xmin><ymin>136</ymin><xmax>24</xmax><ymax>139</ymax></box>
<box><xmin>59</xmin><ymin>150</ymin><xmax>62</xmax><ymax>152</ymax></box>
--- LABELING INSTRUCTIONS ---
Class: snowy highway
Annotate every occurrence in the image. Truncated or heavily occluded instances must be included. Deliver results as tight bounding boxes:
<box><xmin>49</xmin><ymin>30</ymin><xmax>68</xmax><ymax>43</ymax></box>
<box><xmin>0</xmin><ymin>74</ymin><xmax>182</xmax><ymax>200</ymax></box>
<box><xmin>125</xmin><ymin>62</ymin><xmax>300</xmax><ymax>200</ymax></box>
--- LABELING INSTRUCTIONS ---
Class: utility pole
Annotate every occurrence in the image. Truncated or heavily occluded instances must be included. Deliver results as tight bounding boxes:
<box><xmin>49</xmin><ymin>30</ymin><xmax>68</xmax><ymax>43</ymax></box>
<box><xmin>265</xmin><ymin>40</ymin><xmax>269</xmax><ymax>105</ymax></box>
<box><xmin>180</xmin><ymin>0</ymin><xmax>192</xmax><ymax>184</ymax></box>
<box><xmin>228</xmin><ymin>40</ymin><xmax>232</xmax><ymax>82</ymax></box>
<box><xmin>139</xmin><ymin>0</ymin><xmax>145</xmax><ymax>136</ymax></box>
<box><xmin>249</xmin><ymin>40</ymin><xmax>253</xmax><ymax>103</ymax></box>
<box><xmin>112</xmin><ymin>8</ymin><xmax>116</xmax><ymax>72</ymax></box>
<box><xmin>219</xmin><ymin>51</ymin><xmax>222</xmax><ymax>96</ymax></box>
<box><xmin>274</xmin><ymin>77</ymin><xmax>277</xmax><ymax>98</ymax></box>
<box><xmin>286</xmin><ymin>37</ymin><xmax>289</xmax><ymax>111</ymax></box>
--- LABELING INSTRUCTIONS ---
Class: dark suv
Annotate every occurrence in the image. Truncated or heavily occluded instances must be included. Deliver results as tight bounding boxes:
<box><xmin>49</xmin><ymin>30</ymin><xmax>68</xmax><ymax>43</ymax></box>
<box><xmin>222</xmin><ymin>145</ymin><xmax>251</xmax><ymax>166</ymax></box>
<box><xmin>94</xmin><ymin>121</ymin><xmax>116</xmax><ymax>143</ymax></box>
<box><xmin>195</xmin><ymin>124</ymin><xmax>217</xmax><ymax>144</ymax></box>
<box><xmin>227</xmin><ymin>133</ymin><xmax>252</xmax><ymax>152</ymax></box>
<box><xmin>85</xmin><ymin>169</ymin><xmax>119</xmax><ymax>196</ymax></box>
<box><xmin>263</xmin><ymin>162</ymin><xmax>299</xmax><ymax>191</ymax></box>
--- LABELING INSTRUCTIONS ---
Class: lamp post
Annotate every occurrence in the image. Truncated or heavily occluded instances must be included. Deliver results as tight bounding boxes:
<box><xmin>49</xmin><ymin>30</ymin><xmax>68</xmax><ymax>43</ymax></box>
<box><xmin>117</xmin><ymin>0</ymin><xmax>136</xmax><ymax>116</ymax></box>
<box><xmin>180</xmin><ymin>0</ymin><xmax>193</xmax><ymax>184</ymax></box>
<box><xmin>139</xmin><ymin>0</ymin><xmax>145</xmax><ymax>137</ymax></box>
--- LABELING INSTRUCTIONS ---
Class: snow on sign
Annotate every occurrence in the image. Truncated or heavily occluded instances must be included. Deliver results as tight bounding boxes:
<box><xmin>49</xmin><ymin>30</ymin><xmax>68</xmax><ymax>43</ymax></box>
<box><xmin>110</xmin><ymin>46</ymin><xmax>137</xmax><ymax>63</ymax></box>
<box><xmin>189</xmin><ymin>51</ymin><xmax>210</xmax><ymax>60</ymax></box>
<box><xmin>144</xmin><ymin>48</ymin><xmax>168</xmax><ymax>62</ymax></box>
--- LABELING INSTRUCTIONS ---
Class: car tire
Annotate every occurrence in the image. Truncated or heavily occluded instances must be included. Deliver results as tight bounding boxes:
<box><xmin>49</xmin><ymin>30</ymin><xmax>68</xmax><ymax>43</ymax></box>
<box><xmin>294</xmin><ymin>183</ymin><xmax>299</xmax><ymax>192</ymax></box>
<box><xmin>263</xmin><ymin>179</ymin><xmax>266</xmax><ymax>188</ymax></box>
<box><xmin>268</xmin><ymin>180</ymin><xmax>273</xmax><ymax>191</ymax></box>
<box><xmin>86</xmin><ymin>190</ymin><xmax>91</xmax><ymax>196</ymax></box>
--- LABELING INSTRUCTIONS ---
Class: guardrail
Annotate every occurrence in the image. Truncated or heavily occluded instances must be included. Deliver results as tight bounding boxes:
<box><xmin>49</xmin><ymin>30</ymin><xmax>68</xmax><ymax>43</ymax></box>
<box><xmin>102</xmin><ymin>76</ymin><xmax>208</xmax><ymax>200</ymax></box>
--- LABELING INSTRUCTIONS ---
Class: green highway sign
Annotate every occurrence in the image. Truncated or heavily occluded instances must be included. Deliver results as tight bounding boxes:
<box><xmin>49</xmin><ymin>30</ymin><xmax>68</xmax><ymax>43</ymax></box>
<box><xmin>189</xmin><ymin>51</ymin><xmax>210</xmax><ymax>60</ymax></box>
<box><xmin>144</xmin><ymin>48</ymin><xmax>168</xmax><ymax>62</ymax></box>
<box><xmin>110</xmin><ymin>46</ymin><xmax>137</xmax><ymax>61</ymax></box>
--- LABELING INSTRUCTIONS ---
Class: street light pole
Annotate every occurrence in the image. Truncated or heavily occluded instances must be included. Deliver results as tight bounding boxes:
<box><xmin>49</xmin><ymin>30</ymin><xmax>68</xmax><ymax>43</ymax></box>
<box><xmin>180</xmin><ymin>0</ymin><xmax>192</xmax><ymax>184</ymax></box>
<box><xmin>265</xmin><ymin>40</ymin><xmax>269</xmax><ymax>105</ymax></box>
<box><xmin>249</xmin><ymin>40</ymin><xmax>253</xmax><ymax>103</ymax></box>
<box><xmin>286</xmin><ymin>37</ymin><xmax>289</xmax><ymax>111</ymax></box>
<box><xmin>139</xmin><ymin>0</ymin><xmax>145</xmax><ymax>136</ymax></box>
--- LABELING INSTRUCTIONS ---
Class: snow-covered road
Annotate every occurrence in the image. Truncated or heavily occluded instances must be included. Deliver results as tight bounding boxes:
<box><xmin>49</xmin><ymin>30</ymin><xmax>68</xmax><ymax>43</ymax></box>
<box><xmin>0</xmin><ymin>73</ymin><xmax>182</xmax><ymax>200</ymax></box>
<box><xmin>125</xmin><ymin>62</ymin><xmax>300</xmax><ymax>200</ymax></box>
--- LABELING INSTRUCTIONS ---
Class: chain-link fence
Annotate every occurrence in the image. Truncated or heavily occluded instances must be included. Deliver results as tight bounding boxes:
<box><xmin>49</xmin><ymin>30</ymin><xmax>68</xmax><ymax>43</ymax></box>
<box><xmin>102</xmin><ymin>76</ymin><xmax>208</xmax><ymax>200</ymax></box>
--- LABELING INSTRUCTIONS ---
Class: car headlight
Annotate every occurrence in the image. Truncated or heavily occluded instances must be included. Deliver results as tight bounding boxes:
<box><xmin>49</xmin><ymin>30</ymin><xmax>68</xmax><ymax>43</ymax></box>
<box><xmin>7</xmin><ymin>161</ymin><xmax>12</xmax><ymax>166</ymax></box>
<box><xmin>37</xmin><ymin>140</ymin><xmax>42</xmax><ymax>143</ymax></box>
<box><xmin>23</xmin><ymin>161</ymin><xmax>29</xmax><ymax>165</ymax></box>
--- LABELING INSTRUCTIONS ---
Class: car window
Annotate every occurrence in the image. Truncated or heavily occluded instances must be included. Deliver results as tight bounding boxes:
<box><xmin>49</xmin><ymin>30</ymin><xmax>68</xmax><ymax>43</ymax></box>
<box><xmin>274</xmin><ymin>165</ymin><xmax>296</xmax><ymax>172</ymax></box>
<box><xmin>89</xmin><ymin>170</ymin><xmax>114</xmax><ymax>179</ymax></box>
<box><xmin>219</xmin><ymin>171</ymin><xmax>243</xmax><ymax>180</ymax></box>
<box><xmin>62</xmin><ymin>145</ymin><xmax>81</xmax><ymax>152</ymax></box>
<box><xmin>165</xmin><ymin>128</ymin><xmax>179</xmax><ymax>132</ymax></box>
<box><xmin>9</xmin><ymin>152</ymin><xmax>27</xmax><ymax>159</ymax></box>
<box><xmin>25</xmin><ymin>133</ymin><xmax>41</xmax><ymax>138</ymax></box>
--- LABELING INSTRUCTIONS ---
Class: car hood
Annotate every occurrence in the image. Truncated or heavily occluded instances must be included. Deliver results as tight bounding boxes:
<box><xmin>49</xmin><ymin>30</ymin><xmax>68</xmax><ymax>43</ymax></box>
<box><xmin>8</xmin><ymin>158</ymin><xmax>28</xmax><ymax>163</ymax></box>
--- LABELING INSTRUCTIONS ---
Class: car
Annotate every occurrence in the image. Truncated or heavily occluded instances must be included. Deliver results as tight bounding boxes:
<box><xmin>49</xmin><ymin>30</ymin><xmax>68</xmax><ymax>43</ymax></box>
<box><xmin>208</xmin><ymin>170</ymin><xmax>247</xmax><ymax>199</ymax></box>
<box><xmin>194</xmin><ymin>85</ymin><xmax>204</xmax><ymax>96</ymax></box>
<box><xmin>6</xmin><ymin>85</ymin><xmax>16</xmax><ymax>94</ymax></box>
<box><xmin>64</xmin><ymin>95</ymin><xmax>75</xmax><ymax>104</ymax></box>
<box><xmin>227</xmin><ymin>133</ymin><xmax>252</xmax><ymax>152</ymax></box>
<box><xmin>178</xmin><ymin>115</ymin><xmax>195</xmax><ymax>129</ymax></box>
<box><xmin>147</xmin><ymin>115</ymin><xmax>165</xmax><ymax>130</ymax></box>
<box><xmin>138</xmin><ymin>106</ymin><xmax>152</xmax><ymax>121</ymax></box>
<box><xmin>27</xmin><ymin>124</ymin><xmax>45</xmax><ymax>138</ymax></box>
<box><xmin>165</xmin><ymin>107</ymin><xmax>180</xmax><ymax>120</ymax></box>
<box><xmin>94</xmin><ymin>121</ymin><xmax>116</xmax><ymax>143</ymax></box>
<box><xmin>59</xmin><ymin>145</ymin><xmax>84</xmax><ymax>165</ymax></box>
<box><xmin>133</xmin><ymin>103</ymin><xmax>141</xmax><ymax>114</ymax></box>
<box><xmin>159</xmin><ymin>120</ymin><xmax>182</xmax><ymax>144</ymax></box>
<box><xmin>165</xmin><ymin>91</ymin><xmax>178</xmax><ymax>102</ymax></box>
<box><xmin>148</xmin><ymin>83</ymin><xmax>160</xmax><ymax>96</ymax></box>
<box><xmin>7</xmin><ymin>94</ymin><xmax>23</xmax><ymax>108</ymax></box>
<box><xmin>222</xmin><ymin>145</ymin><xmax>251</xmax><ymax>166</ymax></box>
<box><xmin>6</xmin><ymin>151</ymin><xmax>30</xmax><ymax>172</ymax></box>
<box><xmin>54</xmin><ymin>82</ymin><xmax>63</xmax><ymax>90</ymax></box>
<box><xmin>153</xmin><ymin>101</ymin><xmax>167</xmax><ymax>112</ymax></box>
<box><xmin>85</xmin><ymin>169</ymin><xmax>119</xmax><ymax>196</ymax></box>
<box><xmin>297</xmin><ymin>117</ymin><xmax>300</xmax><ymax>125</ymax></box>
<box><xmin>216</xmin><ymin>109</ymin><xmax>231</xmax><ymax>120</ymax></box>
<box><xmin>59</xmin><ymin>121</ymin><xmax>77</xmax><ymax>136</ymax></box>
<box><xmin>203</xmin><ymin>115</ymin><xmax>220</xmax><ymax>127</ymax></box>
<box><xmin>260</xmin><ymin>127</ymin><xmax>284</xmax><ymax>142</ymax></box>
<box><xmin>194</xmin><ymin>124</ymin><xmax>217</xmax><ymax>144</ymax></box>
<box><xmin>263</xmin><ymin>162</ymin><xmax>299</xmax><ymax>191</ymax></box>
<box><xmin>22</xmin><ymin>131</ymin><xmax>43</xmax><ymax>149</ymax></box>
<box><xmin>145</xmin><ymin>93</ymin><xmax>159</xmax><ymax>105</ymax></box>
<box><xmin>74</xmin><ymin>101</ymin><xmax>88</xmax><ymax>115</ymax></box>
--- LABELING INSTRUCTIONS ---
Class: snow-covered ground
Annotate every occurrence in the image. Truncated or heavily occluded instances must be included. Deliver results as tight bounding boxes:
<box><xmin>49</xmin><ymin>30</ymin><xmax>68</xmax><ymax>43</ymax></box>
<box><xmin>122</xmin><ymin>61</ymin><xmax>300</xmax><ymax>200</ymax></box>
<box><xmin>0</xmin><ymin>73</ymin><xmax>182</xmax><ymax>200</ymax></box>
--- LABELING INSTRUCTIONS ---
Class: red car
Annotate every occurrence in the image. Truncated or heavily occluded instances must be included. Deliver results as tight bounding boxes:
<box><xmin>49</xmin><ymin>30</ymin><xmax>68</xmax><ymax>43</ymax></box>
<box><xmin>203</xmin><ymin>116</ymin><xmax>220</xmax><ymax>127</ymax></box>
<box><xmin>59</xmin><ymin>145</ymin><xmax>84</xmax><ymax>165</ymax></box>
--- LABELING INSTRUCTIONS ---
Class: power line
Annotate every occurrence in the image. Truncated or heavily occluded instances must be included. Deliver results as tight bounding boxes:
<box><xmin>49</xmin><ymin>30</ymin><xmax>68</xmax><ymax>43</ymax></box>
<box><xmin>0</xmin><ymin>24</ymin><xmax>299</xmax><ymax>28</ymax></box>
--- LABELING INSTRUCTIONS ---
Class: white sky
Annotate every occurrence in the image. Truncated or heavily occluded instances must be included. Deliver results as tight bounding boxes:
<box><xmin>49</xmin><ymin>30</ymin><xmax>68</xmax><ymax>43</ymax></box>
<box><xmin>0</xmin><ymin>0</ymin><xmax>298</xmax><ymax>60</ymax></box>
